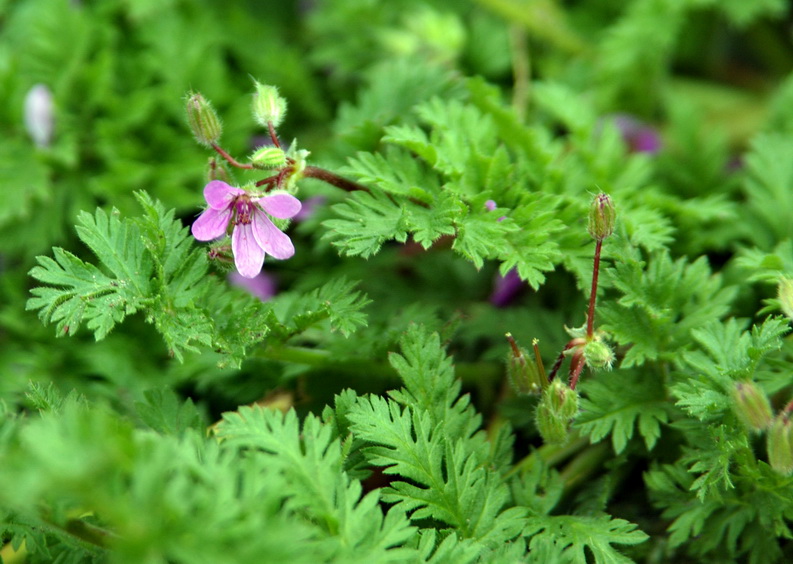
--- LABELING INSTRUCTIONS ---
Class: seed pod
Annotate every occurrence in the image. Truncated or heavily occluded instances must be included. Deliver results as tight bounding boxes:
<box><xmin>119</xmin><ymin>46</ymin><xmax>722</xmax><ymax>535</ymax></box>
<box><xmin>185</xmin><ymin>92</ymin><xmax>222</xmax><ymax>147</ymax></box>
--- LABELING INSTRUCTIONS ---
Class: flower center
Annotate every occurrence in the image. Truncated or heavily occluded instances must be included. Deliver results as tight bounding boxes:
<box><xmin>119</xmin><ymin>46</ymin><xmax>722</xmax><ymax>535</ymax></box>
<box><xmin>233</xmin><ymin>195</ymin><xmax>254</xmax><ymax>225</ymax></box>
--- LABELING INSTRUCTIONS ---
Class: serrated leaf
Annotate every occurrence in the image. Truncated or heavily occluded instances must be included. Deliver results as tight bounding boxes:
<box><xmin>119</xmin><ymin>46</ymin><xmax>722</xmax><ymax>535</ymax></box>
<box><xmin>323</xmin><ymin>190</ymin><xmax>409</xmax><ymax>257</ymax></box>
<box><xmin>524</xmin><ymin>514</ymin><xmax>648</xmax><ymax>564</ymax></box>
<box><xmin>576</xmin><ymin>368</ymin><xmax>669</xmax><ymax>453</ymax></box>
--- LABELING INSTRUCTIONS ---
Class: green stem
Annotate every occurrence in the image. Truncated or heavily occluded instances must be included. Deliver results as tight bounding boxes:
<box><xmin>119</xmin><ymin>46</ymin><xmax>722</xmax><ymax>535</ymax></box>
<box><xmin>558</xmin><ymin>441</ymin><xmax>611</xmax><ymax>491</ymax></box>
<box><xmin>506</xmin><ymin>434</ymin><xmax>589</xmax><ymax>478</ymax></box>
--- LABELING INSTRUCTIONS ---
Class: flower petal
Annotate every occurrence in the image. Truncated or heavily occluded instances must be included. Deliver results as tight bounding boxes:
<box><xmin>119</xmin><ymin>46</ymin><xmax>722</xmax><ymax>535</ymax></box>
<box><xmin>251</xmin><ymin>211</ymin><xmax>295</xmax><ymax>260</ymax></box>
<box><xmin>232</xmin><ymin>223</ymin><xmax>265</xmax><ymax>278</ymax></box>
<box><xmin>255</xmin><ymin>191</ymin><xmax>302</xmax><ymax>219</ymax></box>
<box><xmin>205</xmin><ymin>180</ymin><xmax>245</xmax><ymax>210</ymax></box>
<box><xmin>191</xmin><ymin>207</ymin><xmax>232</xmax><ymax>241</ymax></box>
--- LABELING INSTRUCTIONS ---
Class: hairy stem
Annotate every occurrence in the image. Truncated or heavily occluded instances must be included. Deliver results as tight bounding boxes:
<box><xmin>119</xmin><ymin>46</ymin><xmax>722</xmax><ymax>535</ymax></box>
<box><xmin>586</xmin><ymin>239</ymin><xmax>603</xmax><ymax>338</ymax></box>
<box><xmin>303</xmin><ymin>166</ymin><xmax>370</xmax><ymax>192</ymax></box>
<box><xmin>211</xmin><ymin>143</ymin><xmax>254</xmax><ymax>170</ymax></box>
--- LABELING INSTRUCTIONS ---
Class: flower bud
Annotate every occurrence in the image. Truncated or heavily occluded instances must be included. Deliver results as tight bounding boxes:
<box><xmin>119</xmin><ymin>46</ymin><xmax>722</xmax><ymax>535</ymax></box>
<box><xmin>587</xmin><ymin>193</ymin><xmax>616</xmax><ymax>241</ymax></box>
<box><xmin>185</xmin><ymin>92</ymin><xmax>222</xmax><ymax>147</ymax></box>
<box><xmin>24</xmin><ymin>84</ymin><xmax>54</xmax><ymax>148</ymax></box>
<box><xmin>778</xmin><ymin>277</ymin><xmax>793</xmax><ymax>320</ymax></box>
<box><xmin>731</xmin><ymin>381</ymin><xmax>773</xmax><ymax>432</ymax></box>
<box><xmin>250</xmin><ymin>146</ymin><xmax>287</xmax><ymax>169</ymax></box>
<box><xmin>767</xmin><ymin>413</ymin><xmax>793</xmax><ymax>476</ymax></box>
<box><xmin>583</xmin><ymin>340</ymin><xmax>615</xmax><ymax>371</ymax></box>
<box><xmin>535</xmin><ymin>380</ymin><xmax>579</xmax><ymax>445</ymax></box>
<box><xmin>252</xmin><ymin>82</ymin><xmax>287</xmax><ymax>129</ymax></box>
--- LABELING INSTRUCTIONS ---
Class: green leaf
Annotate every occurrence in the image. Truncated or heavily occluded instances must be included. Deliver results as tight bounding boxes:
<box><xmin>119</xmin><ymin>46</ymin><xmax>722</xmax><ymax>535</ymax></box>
<box><xmin>26</xmin><ymin>193</ymin><xmax>214</xmax><ymax>359</ymax></box>
<box><xmin>134</xmin><ymin>388</ymin><xmax>205</xmax><ymax>435</ymax></box>
<box><xmin>742</xmin><ymin>132</ymin><xmax>793</xmax><ymax>249</ymax></box>
<box><xmin>576</xmin><ymin>368</ymin><xmax>670</xmax><ymax>453</ymax></box>
<box><xmin>523</xmin><ymin>514</ymin><xmax>649</xmax><ymax>564</ymax></box>
<box><xmin>323</xmin><ymin>190</ymin><xmax>409</xmax><ymax>257</ymax></box>
<box><xmin>215</xmin><ymin>406</ymin><xmax>417</xmax><ymax>561</ymax></box>
<box><xmin>599</xmin><ymin>252</ymin><xmax>736</xmax><ymax>367</ymax></box>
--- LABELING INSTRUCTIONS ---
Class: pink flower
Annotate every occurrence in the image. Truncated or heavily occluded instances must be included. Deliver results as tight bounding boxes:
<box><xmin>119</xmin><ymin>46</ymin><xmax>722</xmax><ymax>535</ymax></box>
<box><xmin>191</xmin><ymin>180</ymin><xmax>301</xmax><ymax>278</ymax></box>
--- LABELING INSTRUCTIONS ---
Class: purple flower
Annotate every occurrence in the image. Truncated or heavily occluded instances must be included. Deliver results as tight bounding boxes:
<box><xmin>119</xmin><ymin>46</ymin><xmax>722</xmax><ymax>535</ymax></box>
<box><xmin>490</xmin><ymin>268</ymin><xmax>525</xmax><ymax>307</ymax></box>
<box><xmin>609</xmin><ymin>114</ymin><xmax>661</xmax><ymax>154</ymax></box>
<box><xmin>191</xmin><ymin>180</ymin><xmax>301</xmax><ymax>278</ymax></box>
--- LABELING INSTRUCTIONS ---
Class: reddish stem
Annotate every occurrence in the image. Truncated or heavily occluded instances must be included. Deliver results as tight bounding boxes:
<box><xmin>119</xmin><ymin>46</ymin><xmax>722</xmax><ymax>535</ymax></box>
<box><xmin>586</xmin><ymin>239</ymin><xmax>603</xmax><ymax>338</ymax></box>
<box><xmin>268</xmin><ymin>121</ymin><xmax>281</xmax><ymax>148</ymax></box>
<box><xmin>255</xmin><ymin>174</ymin><xmax>280</xmax><ymax>188</ymax></box>
<box><xmin>568</xmin><ymin>351</ymin><xmax>585</xmax><ymax>390</ymax></box>
<box><xmin>547</xmin><ymin>341</ymin><xmax>577</xmax><ymax>382</ymax></box>
<box><xmin>506</xmin><ymin>333</ymin><xmax>522</xmax><ymax>357</ymax></box>
<box><xmin>211</xmin><ymin>143</ymin><xmax>254</xmax><ymax>169</ymax></box>
<box><xmin>303</xmin><ymin>166</ymin><xmax>370</xmax><ymax>193</ymax></box>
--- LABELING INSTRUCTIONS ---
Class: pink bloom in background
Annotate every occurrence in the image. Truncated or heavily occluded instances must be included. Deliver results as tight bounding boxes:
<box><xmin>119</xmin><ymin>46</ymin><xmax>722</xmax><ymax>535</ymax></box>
<box><xmin>229</xmin><ymin>271</ymin><xmax>278</xmax><ymax>301</ymax></box>
<box><xmin>293</xmin><ymin>195</ymin><xmax>327</xmax><ymax>222</ymax></box>
<box><xmin>192</xmin><ymin>180</ymin><xmax>301</xmax><ymax>278</ymax></box>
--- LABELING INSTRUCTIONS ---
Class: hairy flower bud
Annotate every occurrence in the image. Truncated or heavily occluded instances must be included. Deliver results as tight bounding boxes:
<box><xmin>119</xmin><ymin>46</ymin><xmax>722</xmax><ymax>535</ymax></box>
<box><xmin>185</xmin><ymin>92</ymin><xmax>222</xmax><ymax>147</ymax></box>
<box><xmin>767</xmin><ymin>412</ymin><xmax>793</xmax><ymax>476</ymax></box>
<box><xmin>778</xmin><ymin>277</ymin><xmax>793</xmax><ymax>320</ymax></box>
<box><xmin>732</xmin><ymin>381</ymin><xmax>773</xmax><ymax>432</ymax></box>
<box><xmin>24</xmin><ymin>83</ymin><xmax>54</xmax><ymax>148</ymax></box>
<box><xmin>583</xmin><ymin>340</ymin><xmax>615</xmax><ymax>371</ymax></box>
<box><xmin>252</xmin><ymin>82</ymin><xmax>287</xmax><ymax>129</ymax></box>
<box><xmin>251</xmin><ymin>146</ymin><xmax>287</xmax><ymax>169</ymax></box>
<box><xmin>587</xmin><ymin>193</ymin><xmax>616</xmax><ymax>241</ymax></box>
<box><xmin>536</xmin><ymin>380</ymin><xmax>579</xmax><ymax>445</ymax></box>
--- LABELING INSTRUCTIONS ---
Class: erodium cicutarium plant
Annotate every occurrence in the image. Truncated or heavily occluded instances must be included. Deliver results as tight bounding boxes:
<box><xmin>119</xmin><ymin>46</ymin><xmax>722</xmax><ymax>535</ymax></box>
<box><xmin>10</xmin><ymin>3</ymin><xmax>793</xmax><ymax>561</ymax></box>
